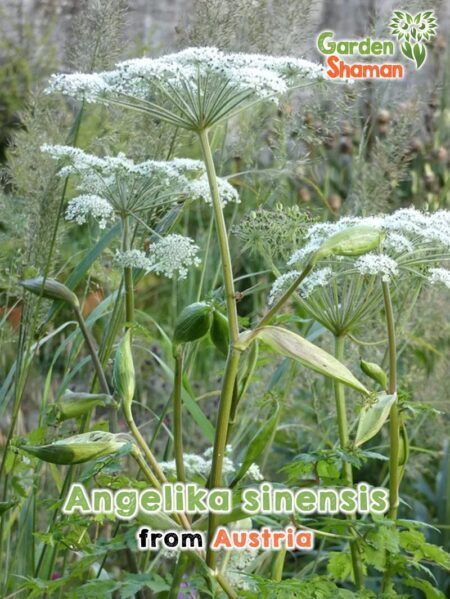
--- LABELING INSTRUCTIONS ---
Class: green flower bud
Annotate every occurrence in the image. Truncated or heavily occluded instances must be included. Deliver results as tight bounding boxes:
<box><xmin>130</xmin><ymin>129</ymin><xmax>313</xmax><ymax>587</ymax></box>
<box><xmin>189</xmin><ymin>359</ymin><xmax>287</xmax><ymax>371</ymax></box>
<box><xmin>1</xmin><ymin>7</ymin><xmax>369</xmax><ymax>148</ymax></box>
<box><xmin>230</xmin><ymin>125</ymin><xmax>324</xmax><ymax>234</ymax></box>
<box><xmin>173</xmin><ymin>302</ymin><xmax>213</xmax><ymax>345</ymax></box>
<box><xmin>20</xmin><ymin>277</ymin><xmax>80</xmax><ymax>309</ymax></box>
<box><xmin>311</xmin><ymin>225</ymin><xmax>383</xmax><ymax>265</ymax></box>
<box><xmin>113</xmin><ymin>330</ymin><xmax>135</xmax><ymax>411</ymax></box>
<box><xmin>55</xmin><ymin>391</ymin><xmax>111</xmax><ymax>421</ymax></box>
<box><xmin>210</xmin><ymin>309</ymin><xmax>229</xmax><ymax>355</ymax></box>
<box><xmin>360</xmin><ymin>359</ymin><xmax>388</xmax><ymax>389</ymax></box>
<box><xmin>20</xmin><ymin>431</ymin><xmax>131</xmax><ymax>465</ymax></box>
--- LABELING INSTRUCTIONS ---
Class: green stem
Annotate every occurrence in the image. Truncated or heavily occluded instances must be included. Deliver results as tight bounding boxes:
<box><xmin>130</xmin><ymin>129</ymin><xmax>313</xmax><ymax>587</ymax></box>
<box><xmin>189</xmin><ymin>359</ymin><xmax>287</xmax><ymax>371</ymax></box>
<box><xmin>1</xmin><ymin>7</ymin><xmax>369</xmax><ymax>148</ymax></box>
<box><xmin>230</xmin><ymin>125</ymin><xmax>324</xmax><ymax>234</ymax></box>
<box><xmin>257</xmin><ymin>262</ymin><xmax>313</xmax><ymax>328</ymax></box>
<box><xmin>205</xmin><ymin>348</ymin><xmax>240</xmax><ymax>568</ymax></box>
<box><xmin>198</xmin><ymin>129</ymin><xmax>242</xmax><ymax>569</ymax></box>
<box><xmin>168</xmin><ymin>552</ymin><xmax>190</xmax><ymax>599</ymax></box>
<box><xmin>381</xmin><ymin>282</ymin><xmax>399</xmax><ymax>593</ymax></box>
<box><xmin>74</xmin><ymin>308</ymin><xmax>118</xmax><ymax>432</ymax></box>
<box><xmin>173</xmin><ymin>350</ymin><xmax>186</xmax><ymax>482</ymax></box>
<box><xmin>124</xmin><ymin>406</ymin><xmax>167</xmax><ymax>486</ymax></box>
<box><xmin>382</xmin><ymin>283</ymin><xmax>399</xmax><ymax>518</ymax></box>
<box><xmin>198</xmin><ymin>129</ymin><xmax>239</xmax><ymax>344</ymax></box>
<box><xmin>334</xmin><ymin>334</ymin><xmax>364</xmax><ymax>590</ymax></box>
<box><xmin>272</xmin><ymin>546</ymin><xmax>287</xmax><ymax>581</ymax></box>
<box><xmin>122</xmin><ymin>216</ymin><xmax>135</xmax><ymax>328</ymax></box>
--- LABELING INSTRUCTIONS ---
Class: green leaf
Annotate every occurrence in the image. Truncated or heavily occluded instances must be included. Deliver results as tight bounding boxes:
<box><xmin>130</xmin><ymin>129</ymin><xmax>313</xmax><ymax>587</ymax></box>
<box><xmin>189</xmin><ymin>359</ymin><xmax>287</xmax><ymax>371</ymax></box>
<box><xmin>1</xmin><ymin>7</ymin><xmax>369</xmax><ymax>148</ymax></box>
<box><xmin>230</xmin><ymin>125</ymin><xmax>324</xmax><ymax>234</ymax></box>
<box><xmin>238</xmin><ymin>326</ymin><xmax>369</xmax><ymax>395</ymax></box>
<box><xmin>404</xmin><ymin>576</ymin><xmax>446</xmax><ymax>599</ymax></box>
<box><xmin>413</xmin><ymin>43</ymin><xmax>427</xmax><ymax>69</ymax></box>
<box><xmin>231</xmin><ymin>401</ymin><xmax>279</xmax><ymax>486</ymax></box>
<box><xmin>400</xmin><ymin>530</ymin><xmax>450</xmax><ymax>568</ymax></box>
<box><xmin>355</xmin><ymin>393</ymin><xmax>397</xmax><ymax>447</ymax></box>
<box><xmin>327</xmin><ymin>551</ymin><xmax>354</xmax><ymax>582</ymax></box>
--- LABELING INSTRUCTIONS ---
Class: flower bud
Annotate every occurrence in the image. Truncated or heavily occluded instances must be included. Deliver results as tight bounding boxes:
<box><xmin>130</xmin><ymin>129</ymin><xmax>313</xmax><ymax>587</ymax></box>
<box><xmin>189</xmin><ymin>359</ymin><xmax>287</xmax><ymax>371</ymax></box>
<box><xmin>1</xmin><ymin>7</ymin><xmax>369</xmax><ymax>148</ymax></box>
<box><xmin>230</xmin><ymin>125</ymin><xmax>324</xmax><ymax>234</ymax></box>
<box><xmin>311</xmin><ymin>225</ymin><xmax>383</xmax><ymax>265</ymax></box>
<box><xmin>20</xmin><ymin>431</ymin><xmax>131</xmax><ymax>465</ymax></box>
<box><xmin>20</xmin><ymin>277</ymin><xmax>80</xmax><ymax>309</ymax></box>
<box><xmin>173</xmin><ymin>302</ymin><xmax>213</xmax><ymax>345</ymax></box>
<box><xmin>55</xmin><ymin>391</ymin><xmax>111</xmax><ymax>421</ymax></box>
<box><xmin>210</xmin><ymin>310</ymin><xmax>229</xmax><ymax>355</ymax></box>
<box><xmin>360</xmin><ymin>359</ymin><xmax>388</xmax><ymax>389</ymax></box>
<box><xmin>113</xmin><ymin>330</ymin><xmax>135</xmax><ymax>411</ymax></box>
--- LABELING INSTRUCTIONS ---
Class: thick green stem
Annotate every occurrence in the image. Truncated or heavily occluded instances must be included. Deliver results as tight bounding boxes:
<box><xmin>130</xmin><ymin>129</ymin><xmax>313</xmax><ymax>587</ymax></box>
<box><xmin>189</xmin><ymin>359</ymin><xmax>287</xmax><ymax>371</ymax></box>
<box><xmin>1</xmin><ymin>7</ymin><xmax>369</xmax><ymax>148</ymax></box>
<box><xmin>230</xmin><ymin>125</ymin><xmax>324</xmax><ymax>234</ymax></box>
<box><xmin>122</xmin><ymin>216</ymin><xmax>135</xmax><ymax>328</ymax></box>
<box><xmin>205</xmin><ymin>349</ymin><xmax>240</xmax><ymax>567</ymax></box>
<box><xmin>198</xmin><ymin>129</ymin><xmax>242</xmax><ymax>569</ymax></box>
<box><xmin>168</xmin><ymin>552</ymin><xmax>190</xmax><ymax>599</ymax></box>
<box><xmin>382</xmin><ymin>282</ymin><xmax>399</xmax><ymax>519</ymax></box>
<box><xmin>272</xmin><ymin>546</ymin><xmax>287</xmax><ymax>582</ymax></box>
<box><xmin>334</xmin><ymin>334</ymin><xmax>364</xmax><ymax>590</ymax></box>
<box><xmin>173</xmin><ymin>350</ymin><xmax>186</xmax><ymax>482</ymax></box>
<box><xmin>198</xmin><ymin>129</ymin><xmax>239</xmax><ymax>344</ymax></box>
<box><xmin>382</xmin><ymin>282</ymin><xmax>399</xmax><ymax>593</ymax></box>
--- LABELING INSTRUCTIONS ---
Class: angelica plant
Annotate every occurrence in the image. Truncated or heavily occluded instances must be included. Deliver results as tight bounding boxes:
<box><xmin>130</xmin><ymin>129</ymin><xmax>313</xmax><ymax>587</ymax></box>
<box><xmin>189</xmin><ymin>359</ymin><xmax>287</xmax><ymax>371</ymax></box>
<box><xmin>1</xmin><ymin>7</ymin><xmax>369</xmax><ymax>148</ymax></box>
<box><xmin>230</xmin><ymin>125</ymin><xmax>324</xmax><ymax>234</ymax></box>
<box><xmin>45</xmin><ymin>46</ymin><xmax>327</xmax><ymax>572</ymax></box>
<box><xmin>267</xmin><ymin>207</ymin><xmax>450</xmax><ymax>587</ymax></box>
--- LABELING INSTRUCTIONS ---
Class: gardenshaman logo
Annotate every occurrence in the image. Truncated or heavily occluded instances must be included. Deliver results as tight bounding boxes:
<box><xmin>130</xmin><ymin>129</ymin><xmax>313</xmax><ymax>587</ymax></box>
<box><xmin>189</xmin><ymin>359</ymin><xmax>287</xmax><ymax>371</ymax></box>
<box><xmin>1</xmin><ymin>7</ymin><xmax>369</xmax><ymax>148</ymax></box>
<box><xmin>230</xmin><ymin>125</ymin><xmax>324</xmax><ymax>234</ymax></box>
<box><xmin>317</xmin><ymin>9</ymin><xmax>437</xmax><ymax>80</ymax></box>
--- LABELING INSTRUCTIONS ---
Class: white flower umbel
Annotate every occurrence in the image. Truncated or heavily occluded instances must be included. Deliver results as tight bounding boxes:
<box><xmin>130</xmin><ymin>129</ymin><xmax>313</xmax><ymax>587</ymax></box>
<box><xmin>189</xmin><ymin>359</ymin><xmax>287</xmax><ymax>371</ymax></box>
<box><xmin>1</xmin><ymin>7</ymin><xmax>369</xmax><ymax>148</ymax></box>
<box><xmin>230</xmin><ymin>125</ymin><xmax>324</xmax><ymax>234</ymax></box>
<box><xmin>42</xmin><ymin>144</ymin><xmax>240</xmax><ymax>212</ymax></box>
<box><xmin>300</xmin><ymin>267</ymin><xmax>333</xmax><ymax>298</ymax></box>
<box><xmin>46</xmin><ymin>47</ymin><xmax>326</xmax><ymax>130</ymax></box>
<box><xmin>288</xmin><ymin>208</ymin><xmax>450</xmax><ymax>270</ymax></box>
<box><xmin>159</xmin><ymin>446</ymin><xmax>263</xmax><ymax>482</ymax></box>
<box><xmin>428</xmin><ymin>267</ymin><xmax>450</xmax><ymax>289</ymax></box>
<box><xmin>268</xmin><ymin>267</ymin><xmax>333</xmax><ymax>305</ymax></box>
<box><xmin>354</xmin><ymin>253</ymin><xmax>399</xmax><ymax>282</ymax></box>
<box><xmin>147</xmin><ymin>234</ymin><xmax>201</xmax><ymax>280</ymax></box>
<box><xmin>114</xmin><ymin>249</ymin><xmax>153</xmax><ymax>271</ymax></box>
<box><xmin>187</xmin><ymin>174</ymin><xmax>240</xmax><ymax>207</ymax></box>
<box><xmin>65</xmin><ymin>194</ymin><xmax>114</xmax><ymax>228</ymax></box>
<box><xmin>268</xmin><ymin>270</ymin><xmax>301</xmax><ymax>305</ymax></box>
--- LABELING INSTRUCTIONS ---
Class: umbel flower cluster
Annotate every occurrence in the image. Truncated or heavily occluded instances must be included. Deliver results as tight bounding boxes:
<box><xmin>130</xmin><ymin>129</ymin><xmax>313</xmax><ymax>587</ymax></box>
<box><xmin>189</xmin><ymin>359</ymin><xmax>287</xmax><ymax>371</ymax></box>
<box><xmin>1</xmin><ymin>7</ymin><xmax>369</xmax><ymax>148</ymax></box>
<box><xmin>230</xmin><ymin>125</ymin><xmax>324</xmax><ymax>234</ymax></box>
<box><xmin>47</xmin><ymin>46</ymin><xmax>326</xmax><ymax>106</ymax></box>
<box><xmin>270</xmin><ymin>208</ymin><xmax>450</xmax><ymax>303</ymax></box>
<box><xmin>114</xmin><ymin>235</ymin><xmax>201</xmax><ymax>280</ymax></box>
<box><xmin>42</xmin><ymin>144</ymin><xmax>239</xmax><ymax>225</ymax></box>
<box><xmin>159</xmin><ymin>445</ymin><xmax>263</xmax><ymax>482</ymax></box>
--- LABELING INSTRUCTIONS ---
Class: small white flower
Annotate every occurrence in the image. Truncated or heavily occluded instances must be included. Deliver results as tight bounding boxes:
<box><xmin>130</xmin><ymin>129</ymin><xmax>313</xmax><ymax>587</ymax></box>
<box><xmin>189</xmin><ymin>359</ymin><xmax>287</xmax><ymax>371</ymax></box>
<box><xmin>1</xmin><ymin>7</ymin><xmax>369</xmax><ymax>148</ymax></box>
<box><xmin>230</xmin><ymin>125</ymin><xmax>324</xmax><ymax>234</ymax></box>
<box><xmin>147</xmin><ymin>234</ymin><xmax>201</xmax><ymax>279</ymax></box>
<box><xmin>65</xmin><ymin>195</ymin><xmax>114</xmax><ymax>228</ymax></box>
<box><xmin>114</xmin><ymin>249</ymin><xmax>153</xmax><ymax>271</ymax></box>
<box><xmin>300</xmin><ymin>267</ymin><xmax>333</xmax><ymax>298</ymax></box>
<box><xmin>354</xmin><ymin>253</ymin><xmax>399</xmax><ymax>282</ymax></box>
<box><xmin>244</xmin><ymin>463</ymin><xmax>264</xmax><ymax>481</ymax></box>
<box><xmin>187</xmin><ymin>174</ymin><xmax>240</xmax><ymax>206</ymax></box>
<box><xmin>268</xmin><ymin>270</ymin><xmax>301</xmax><ymax>305</ymax></box>
<box><xmin>428</xmin><ymin>267</ymin><xmax>450</xmax><ymax>289</ymax></box>
<box><xmin>384</xmin><ymin>232</ymin><xmax>414</xmax><ymax>254</ymax></box>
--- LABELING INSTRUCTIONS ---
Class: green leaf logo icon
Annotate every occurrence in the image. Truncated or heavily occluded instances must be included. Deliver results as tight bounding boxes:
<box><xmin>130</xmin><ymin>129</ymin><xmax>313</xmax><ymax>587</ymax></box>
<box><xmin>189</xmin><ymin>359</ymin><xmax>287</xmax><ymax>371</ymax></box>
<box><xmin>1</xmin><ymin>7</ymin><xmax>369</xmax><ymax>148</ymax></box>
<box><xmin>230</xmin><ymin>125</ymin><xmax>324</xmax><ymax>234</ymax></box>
<box><xmin>390</xmin><ymin>10</ymin><xmax>437</xmax><ymax>69</ymax></box>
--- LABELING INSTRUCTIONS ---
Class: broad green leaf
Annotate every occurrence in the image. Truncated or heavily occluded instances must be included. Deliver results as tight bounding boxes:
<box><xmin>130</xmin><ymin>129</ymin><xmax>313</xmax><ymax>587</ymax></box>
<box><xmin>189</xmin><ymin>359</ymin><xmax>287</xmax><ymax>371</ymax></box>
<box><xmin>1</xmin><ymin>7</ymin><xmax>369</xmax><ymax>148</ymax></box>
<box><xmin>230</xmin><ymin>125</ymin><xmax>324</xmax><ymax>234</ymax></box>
<box><xmin>355</xmin><ymin>393</ymin><xmax>397</xmax><ymax>447</ymax></box>
<box><xmin>231</xmin><ymin>400</ymin><xmax>279</xmax><ymax>486</ymax></box>
<box><xmin>238</xmin><ymin>326</ymin><xmax>369</xmax><ymax>395</ymax></box>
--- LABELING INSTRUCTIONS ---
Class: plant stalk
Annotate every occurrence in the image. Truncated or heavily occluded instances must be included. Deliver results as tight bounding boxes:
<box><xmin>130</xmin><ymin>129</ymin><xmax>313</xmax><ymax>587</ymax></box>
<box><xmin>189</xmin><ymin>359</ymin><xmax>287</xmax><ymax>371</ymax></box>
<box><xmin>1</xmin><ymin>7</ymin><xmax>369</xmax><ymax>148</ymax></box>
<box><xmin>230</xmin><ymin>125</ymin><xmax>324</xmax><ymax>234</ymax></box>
<box><xmin>198</xmin><ymin>129</ymin><xmax>242</xmax><ymax>569</ymax></box>
<box><xmin>122</xmin><ymin>216</ymin><xmax>135</xmax><ymax>328</ymax></box>
<box><xmin>334</xmin><ymin>334</ymin><xmax>364</xmax><ymax>590</ymax></box>
<box><xmin>382</xmin><ymin>282</ymin><xmax>399</xmax><ymax>519</ymax></box>
<box><xmin>381</xmin><ymin>282</ymin><xmax>400</xmax><ymax>593</ymax></box>
<box><xmin>173</xmin><ymin>350</ymin><xmax>186</xmax><ymax>482</ymax></box>
<box><xmin>257</xmin><ymin>263</ymin><xmax>313</xmax><ymax>328</ymax></box>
